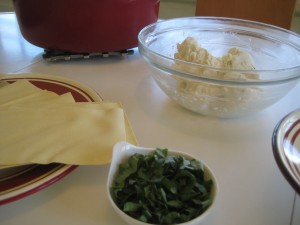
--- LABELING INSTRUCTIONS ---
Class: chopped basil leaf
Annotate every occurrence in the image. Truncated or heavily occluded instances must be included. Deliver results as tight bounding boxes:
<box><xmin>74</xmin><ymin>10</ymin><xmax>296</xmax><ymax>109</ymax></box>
<box><xmin>111</xmin><ymin>148</ymin><xmax>213</xmax><ymax>224</ymax></box>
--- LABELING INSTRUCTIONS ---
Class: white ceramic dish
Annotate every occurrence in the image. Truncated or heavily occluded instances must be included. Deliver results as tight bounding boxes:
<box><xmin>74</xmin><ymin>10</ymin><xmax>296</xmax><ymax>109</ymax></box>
<box><xmin>272</xmin><ymin>109</ymin><xmax>300</xmax><ymax>194</ymax></box>
<box><xmin>0</xmin><ymin>73</ymin><xmax>102</xmax><ymax>205</ymax></box>
<box><xmin>107</xmin><ymin>142</ymin><xmax>218</xmax><ymax>225</ymax></box>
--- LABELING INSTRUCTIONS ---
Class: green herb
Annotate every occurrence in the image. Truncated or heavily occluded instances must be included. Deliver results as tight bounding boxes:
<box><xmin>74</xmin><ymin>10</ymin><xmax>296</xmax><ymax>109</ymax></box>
<box><xmin>111</xmin><ymin>148</ymin><xmax>213</xmax><ymax>224</ymax></box>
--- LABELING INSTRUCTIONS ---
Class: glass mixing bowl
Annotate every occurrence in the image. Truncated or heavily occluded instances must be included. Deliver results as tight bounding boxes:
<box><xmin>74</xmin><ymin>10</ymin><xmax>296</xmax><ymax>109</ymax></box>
<box><xmin>138</xmin><ymin>17</ymin><xmax>300</xmax><ymax>118</ymax></box>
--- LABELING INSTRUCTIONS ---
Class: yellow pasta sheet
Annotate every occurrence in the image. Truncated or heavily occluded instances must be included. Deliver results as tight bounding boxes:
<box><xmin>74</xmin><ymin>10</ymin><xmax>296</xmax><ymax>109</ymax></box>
<box><xmin>0</xmin><ymin>79</ymin><xmax>137</xmax><ymax>166</ymax></box>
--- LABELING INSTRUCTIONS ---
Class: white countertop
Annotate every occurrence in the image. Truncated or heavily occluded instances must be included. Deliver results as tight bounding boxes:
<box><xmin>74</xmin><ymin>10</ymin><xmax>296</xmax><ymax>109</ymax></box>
<box><xmin>0</xmin><ymin>13</ymin><xmax>299</xmax><ymax>225</ymax></box>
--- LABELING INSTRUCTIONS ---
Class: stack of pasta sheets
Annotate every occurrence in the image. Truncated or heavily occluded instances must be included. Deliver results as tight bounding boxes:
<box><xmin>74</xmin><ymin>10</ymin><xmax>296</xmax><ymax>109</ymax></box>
<box><xmin>0</xmin><ymin>77</ymin><xmax>137</xmax><ymax>169</ymax></box>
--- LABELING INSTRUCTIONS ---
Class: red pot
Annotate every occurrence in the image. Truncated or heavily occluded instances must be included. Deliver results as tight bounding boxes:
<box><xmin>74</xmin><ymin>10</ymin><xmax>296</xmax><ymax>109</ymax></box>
<box><xmin>13</xmin><ymin>0</ymin><xmax>160</xmax><ymax>53</ymax></box>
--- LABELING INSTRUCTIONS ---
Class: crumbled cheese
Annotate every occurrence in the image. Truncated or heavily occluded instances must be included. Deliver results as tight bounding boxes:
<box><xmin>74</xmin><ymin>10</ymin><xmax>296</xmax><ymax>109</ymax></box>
<box><xmin>170</xmin><ymin>37</ymin><xmax>262</xmax><ymax>117</ymax></box>
<box><xmin>174</xmin><ymin>37</ymin><xmax>259</xmax><ymax>80</ymax></box>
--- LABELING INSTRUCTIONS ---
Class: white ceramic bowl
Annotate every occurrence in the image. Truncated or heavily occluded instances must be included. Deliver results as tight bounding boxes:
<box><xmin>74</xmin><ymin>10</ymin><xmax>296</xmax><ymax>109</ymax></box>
<box><xmin>107</xmin><ymin>142</ymin><xmax>218</xmax><ymax>225</ymax></box>
<box><xmin>138</xmin><ymin>17</ymin><xmax>300</xmax><ymax>118</ymax></box>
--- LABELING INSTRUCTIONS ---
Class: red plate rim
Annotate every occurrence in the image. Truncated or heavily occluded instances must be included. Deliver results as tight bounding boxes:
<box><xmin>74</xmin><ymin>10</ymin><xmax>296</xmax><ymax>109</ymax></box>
<box><xmin>272</xmin><ymin>109</ymin><xmax>300</xmax><ymax>195</ymax></box>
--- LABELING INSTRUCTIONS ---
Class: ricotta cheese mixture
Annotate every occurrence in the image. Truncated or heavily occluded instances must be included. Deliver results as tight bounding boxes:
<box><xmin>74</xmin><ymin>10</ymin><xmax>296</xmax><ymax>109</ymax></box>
<box><xmin>174</xmin><ymin>37</ymin><xmax>259</xmax><ymax>80</ymax></box>
<box><xmin>170</xmin><ymin>37</ymin><xmax>262</xmax><ymax>117</ymax></box>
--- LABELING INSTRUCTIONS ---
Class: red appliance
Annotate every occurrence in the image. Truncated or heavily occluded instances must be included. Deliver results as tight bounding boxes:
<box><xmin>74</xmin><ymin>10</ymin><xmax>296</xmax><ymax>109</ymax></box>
<box><xmin>13</xmin><ymin>0</ymin><xmax>160</xmax><ymax>53</ymax></box>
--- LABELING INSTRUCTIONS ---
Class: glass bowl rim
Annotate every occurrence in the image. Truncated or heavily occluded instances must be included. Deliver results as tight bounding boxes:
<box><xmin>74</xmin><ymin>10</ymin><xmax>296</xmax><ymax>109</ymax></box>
<box><xmin>138</xmin><ymin>17</ymin><xmax>300</xmax><ymax>85</ymax></box>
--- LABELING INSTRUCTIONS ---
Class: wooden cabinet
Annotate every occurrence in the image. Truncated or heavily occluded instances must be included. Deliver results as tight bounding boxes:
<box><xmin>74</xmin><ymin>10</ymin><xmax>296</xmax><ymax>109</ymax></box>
<box><xmin>195</xmin><ymin>0</ymin><xmax>297</xmax><ymax>29</ymax></box>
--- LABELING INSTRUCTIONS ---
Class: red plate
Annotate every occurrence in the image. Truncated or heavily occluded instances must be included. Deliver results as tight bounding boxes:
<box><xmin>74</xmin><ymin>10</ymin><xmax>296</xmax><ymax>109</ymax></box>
<box><xmin>0</xmin><ymin>74</ymin><xmax>102</xmax><ymax>205</ymax></box>
<box><xmin>272</xmin><ymin>109</ymin><xmax>300</xmax><ymax>194</ymax></box>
